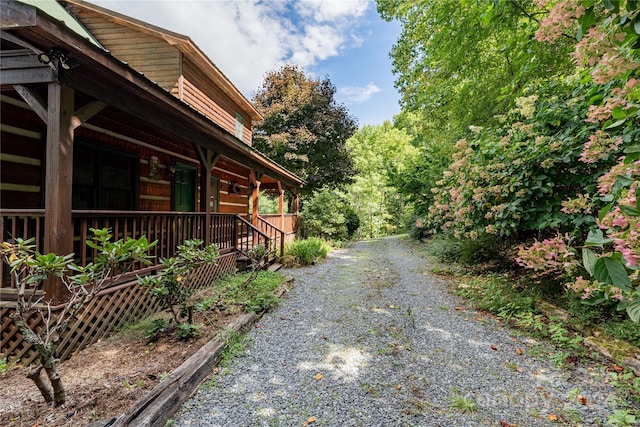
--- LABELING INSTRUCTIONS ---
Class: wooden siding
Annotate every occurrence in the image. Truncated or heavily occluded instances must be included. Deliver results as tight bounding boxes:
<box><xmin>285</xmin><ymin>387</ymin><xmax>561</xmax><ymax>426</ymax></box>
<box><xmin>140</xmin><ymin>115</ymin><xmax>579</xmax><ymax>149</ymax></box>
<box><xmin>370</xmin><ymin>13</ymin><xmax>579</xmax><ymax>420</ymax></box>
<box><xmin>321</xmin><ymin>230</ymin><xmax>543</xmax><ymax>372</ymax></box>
<box><xmin>67</xmin><ymin>5</ymin><xmax>255</xmax><ymax>146</ymax></box>
<box><xmin>182</xmin><ymin>58</ymin><xmax>252</xmax><ymax>145</ymax></box>
<box><xmin>0</xmin><ymin>98</ymin><xmax>45</xmax><ymax>209</ymax></box>
<box><xmin>1</xmin><ymin>90</ymin><xmax>250</xmax><ymax>215</ymax></box>
<box><xmin>68</xmin><ymin>8</ymin><xmax>181</xmax><ymax>92</ymax></box>
<box><xmin>215</xmin><ymin>158</ymin><xmax>250</xmax><ymax>215</ymax></box>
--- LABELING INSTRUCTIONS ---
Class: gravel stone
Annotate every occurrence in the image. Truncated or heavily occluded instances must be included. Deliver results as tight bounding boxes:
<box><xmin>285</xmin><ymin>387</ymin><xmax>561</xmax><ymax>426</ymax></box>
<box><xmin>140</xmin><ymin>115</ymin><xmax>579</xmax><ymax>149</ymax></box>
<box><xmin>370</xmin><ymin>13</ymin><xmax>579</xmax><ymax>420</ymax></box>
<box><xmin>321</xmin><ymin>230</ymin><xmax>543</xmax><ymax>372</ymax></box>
<box><xmin>175</xmin><ymin>236</ymin><xmax>625</xmax><ymax>426</ymax></box>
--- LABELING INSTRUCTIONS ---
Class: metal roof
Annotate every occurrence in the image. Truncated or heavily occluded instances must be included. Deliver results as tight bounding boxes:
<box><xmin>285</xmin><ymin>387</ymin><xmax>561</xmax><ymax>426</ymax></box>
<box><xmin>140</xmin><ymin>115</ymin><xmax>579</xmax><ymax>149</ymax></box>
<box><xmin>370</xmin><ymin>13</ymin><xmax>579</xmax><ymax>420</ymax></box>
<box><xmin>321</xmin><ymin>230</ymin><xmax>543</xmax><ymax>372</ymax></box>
<box><xmin>17</xmin><ymin>0</ymin><xmax>102</xmax><ymax>48</ymax></box>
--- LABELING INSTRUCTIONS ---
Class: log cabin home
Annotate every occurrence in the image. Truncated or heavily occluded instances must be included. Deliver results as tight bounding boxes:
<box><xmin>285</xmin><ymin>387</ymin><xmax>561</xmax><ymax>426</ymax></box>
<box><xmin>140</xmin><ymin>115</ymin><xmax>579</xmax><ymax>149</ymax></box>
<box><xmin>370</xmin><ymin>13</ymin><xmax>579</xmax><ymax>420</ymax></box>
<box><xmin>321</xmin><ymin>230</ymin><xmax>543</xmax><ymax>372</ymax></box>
<box><xmin>0</xmin><ymin>0</ymin><xmax>303</xmax><ymax>363</ymax></box>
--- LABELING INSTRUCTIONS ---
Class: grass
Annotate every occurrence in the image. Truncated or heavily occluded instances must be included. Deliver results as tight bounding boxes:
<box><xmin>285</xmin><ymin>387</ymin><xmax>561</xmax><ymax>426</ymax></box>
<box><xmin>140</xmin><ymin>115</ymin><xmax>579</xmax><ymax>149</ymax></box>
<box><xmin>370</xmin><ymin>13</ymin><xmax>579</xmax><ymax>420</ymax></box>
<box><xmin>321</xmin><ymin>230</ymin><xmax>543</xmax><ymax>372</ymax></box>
<box><xmin>195</xmin><ymin>270</ymin><xmax>285</xmax><ymax>315</ymax></box>
<box><xmin>0</xmin><ymin>357</ymin><xmax>10</xmax><ymax>375</ymax></box>
<box><xmin>449</xmin><ymin>394</ymin><xmax>479</xmax><ymax>413</ymax></box>
<box><xmin>282</xmin><ymin>237</ymin><xmax>330</xmax><ymax>267</ymax></box>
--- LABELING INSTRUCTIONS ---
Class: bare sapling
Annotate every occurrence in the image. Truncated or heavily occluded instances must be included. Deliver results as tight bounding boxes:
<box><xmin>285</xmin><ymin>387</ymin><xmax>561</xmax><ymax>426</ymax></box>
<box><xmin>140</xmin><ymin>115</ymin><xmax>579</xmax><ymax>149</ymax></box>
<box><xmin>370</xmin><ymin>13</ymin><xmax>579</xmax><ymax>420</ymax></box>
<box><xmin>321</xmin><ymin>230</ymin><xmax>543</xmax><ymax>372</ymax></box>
<box><xmin>0</xmin><ymin>228</ymin><xmax>156</xmax><ymax>406</ymax></box>
<box><xmin>241</xmin><ymin>244</ymin><xmax>270</xmax><ymax>288</ymax></box>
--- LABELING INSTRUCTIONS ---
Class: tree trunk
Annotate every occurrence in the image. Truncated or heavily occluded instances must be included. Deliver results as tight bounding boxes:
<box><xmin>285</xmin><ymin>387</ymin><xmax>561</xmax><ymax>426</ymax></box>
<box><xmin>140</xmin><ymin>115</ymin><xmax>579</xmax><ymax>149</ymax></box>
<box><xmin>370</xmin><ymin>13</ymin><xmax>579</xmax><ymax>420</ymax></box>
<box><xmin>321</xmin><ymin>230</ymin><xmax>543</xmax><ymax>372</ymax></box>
<box><xmin>25</xmin><ymin>366</ymin><xmax>53</xmax><ymax>403</ymax></box>
<box><xmin>44</xmin><ymin>363</ymin><xmax>66</xmax><ymax>405</ymax></box>
<box><xmin>38</xmin><ymin>343</ymin><xmax>66</xmax><ymax>405</ymax></box>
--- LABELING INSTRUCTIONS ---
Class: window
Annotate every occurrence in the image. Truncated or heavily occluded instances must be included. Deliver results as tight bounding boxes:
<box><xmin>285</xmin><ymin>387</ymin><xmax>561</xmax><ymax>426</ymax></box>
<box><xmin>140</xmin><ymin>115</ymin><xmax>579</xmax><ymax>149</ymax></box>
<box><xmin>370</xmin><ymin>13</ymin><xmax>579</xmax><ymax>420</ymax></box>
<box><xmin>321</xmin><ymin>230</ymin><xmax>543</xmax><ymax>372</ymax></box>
<box><xmin>235</xmin><ymin>112</ymin><xmax>244</xmax><ymax>141</ymax></box>
<box><xmin>73</xmin><ymin>142</ymin><xmax>137</xmax><ymax>210</ymax></box>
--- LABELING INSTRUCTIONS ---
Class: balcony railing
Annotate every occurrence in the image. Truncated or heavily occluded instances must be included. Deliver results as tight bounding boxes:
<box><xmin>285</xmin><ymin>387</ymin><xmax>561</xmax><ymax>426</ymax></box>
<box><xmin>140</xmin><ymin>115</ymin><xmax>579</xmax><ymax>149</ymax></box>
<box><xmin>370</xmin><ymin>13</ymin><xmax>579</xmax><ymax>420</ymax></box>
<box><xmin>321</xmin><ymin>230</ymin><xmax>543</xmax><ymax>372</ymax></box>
<box><xmin>1</xmin><ymin>210</ymin><xmax>278</xmax><ymax>289</ymax></box>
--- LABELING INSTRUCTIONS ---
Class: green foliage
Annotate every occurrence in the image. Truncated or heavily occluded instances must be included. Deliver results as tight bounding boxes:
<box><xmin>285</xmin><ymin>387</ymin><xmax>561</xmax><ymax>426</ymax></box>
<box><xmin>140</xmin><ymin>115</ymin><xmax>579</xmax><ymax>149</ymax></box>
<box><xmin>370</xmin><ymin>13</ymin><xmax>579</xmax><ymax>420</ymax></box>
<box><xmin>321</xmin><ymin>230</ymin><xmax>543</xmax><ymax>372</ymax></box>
<box><xmin>425</xmin><ymin>235</ymin><xmax>464</xmax><ymax>264</ymax></box>
<box><xmin>0</xmin><ymin>228</ymin><xmax>156</xmax><ymax>406</ymax></box>
<box><xmin>175</xmin><ymin>323</ymin><xmax>201</xmax><ymax>341</ymax></box>
<box><xmin>252</xmin><ymin>64</ymin><xmax>357</xmax><ymax>193</ymax></box>
<box><xmin>607</xmin><ymin>409</ymin><xmax>638</xmax><ymax>427</ymax></box>
<box><xmin>427</xmin><ymin>77</ymin><xmax>613</xmax><ymax>240</ymax></box>
<box><xmin>298</xmin><ymin>189</ymin><xmax>358</xmax><ymax>242</ymax></box>
<box><xmin>390</xmin><ymin>112</ymin><xmax>459</xmax><ymax>219</ymax></box>
<box><xmin>426</xmin><ymin>234</ymin><xmax>508</xmax><ymax>267</ymax></box>
<box><xmin>455</xmin><ymin>274</ymin><xmax>592</xmax><ymax>369</ymax></box>
<box><xmin>343</xmin><ymin>206</ymin><xmax>360</xmax><ymax>239</ymax></box>
<box><xmin>144</xmin><ymin>318</ymin><xmax>167</xmax><ymax>341</ymax></box>
<box><xmin>283</xmin><ymin>238</ymin><xmax>330</xmax><ymax>267</ymax></box>
<box><xmin>219</xmin><ymin>331</ymin><xmax>247</xmax><ymax>368</ymax></box>
<box><xmin>0</xmin><ymin>357</ymin><xmax>9</xmax><ymax>375</ymax></box>
<box><xmin>407</xmin><ymin>216</ymin><xmax>430</xmax><ymax>241</ymax></box>
<box><xmin>608</xmin><ymin>370</ymin><xmax>640</xmax><ymax>409</ymax></box>
<box><xmin>602</xmin><ymin>319</ymin><xmax>640</xmax><ymax>349</ymax></box>
<box><xmin>378</xmin><ymin>0</ymin><xmax>573</xmax><ymax>146</ymax></box>
<box><xmin>449</xmin><ymin>394</ymin><xmax>479</xmax><ymax>413</ymax></box>
<box><xmin>456</xmin><ymin>275</ymin><xmax>534</xmax><ymax>321</ymax></box>
<box><xmin>138</xmin><ymin>240</ymin><xmax>219</xmax><ymax>325</ymax></box>
<box><xmin>345</xmin><ymin>123</ymin><xmax>418</xmax><ymax>237</ymax></box>
<box><xmin>208</xmin><ymin>271</ymin><xmax>284</xmax><ymax>314</ymax></box>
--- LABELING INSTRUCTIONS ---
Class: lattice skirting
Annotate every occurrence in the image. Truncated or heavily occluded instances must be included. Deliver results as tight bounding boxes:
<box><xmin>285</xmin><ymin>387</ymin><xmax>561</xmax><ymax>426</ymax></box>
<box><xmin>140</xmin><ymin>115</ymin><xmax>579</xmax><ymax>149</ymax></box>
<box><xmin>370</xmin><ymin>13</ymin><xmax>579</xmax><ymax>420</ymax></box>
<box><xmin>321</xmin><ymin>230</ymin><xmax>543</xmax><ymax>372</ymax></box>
<box><xmin>1</xmin><ymin>252</ymin><xmax>238</xmax><ymax>365</ymax></box>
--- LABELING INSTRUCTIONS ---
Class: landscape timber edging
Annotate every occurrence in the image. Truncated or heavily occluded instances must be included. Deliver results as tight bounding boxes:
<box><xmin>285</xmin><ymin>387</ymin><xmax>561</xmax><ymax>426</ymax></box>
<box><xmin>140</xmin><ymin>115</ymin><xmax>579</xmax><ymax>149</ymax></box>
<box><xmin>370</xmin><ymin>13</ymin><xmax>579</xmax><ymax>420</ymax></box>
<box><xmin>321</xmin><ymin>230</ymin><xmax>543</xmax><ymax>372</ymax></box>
<box><xmin>87</xmin><ymin>312</ymin><xmax>259</xmax><ymax>427</ymax></box>
<box><xmin>537</xmin><ymin>301</ymin><xmax>640</xmax><ymax>376</ymax></box>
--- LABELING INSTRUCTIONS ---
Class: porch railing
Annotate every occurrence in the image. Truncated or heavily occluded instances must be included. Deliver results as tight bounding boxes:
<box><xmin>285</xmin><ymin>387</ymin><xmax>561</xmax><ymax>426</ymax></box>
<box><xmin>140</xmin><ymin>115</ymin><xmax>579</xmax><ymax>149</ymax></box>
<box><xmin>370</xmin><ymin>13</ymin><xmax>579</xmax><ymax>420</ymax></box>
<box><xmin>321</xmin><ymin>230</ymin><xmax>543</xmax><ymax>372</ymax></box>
<box><xmin>257</xmin><ymin>216</ymin><xmax>285</xmax><ymax>257</ymax></box>
<box><xmin>260</xmin><ymin>213</ymin><xmax>298</xmax><ymax>234</ymax></box>
<box><xmin>0</xmin><ymin>210</ymin><xmax>277</xmax><ymax>289</ymax></box>
<box><xmin>234</xmin><ymin>215</ymin><xmax>271</xmax><ymax>256</ymax></box>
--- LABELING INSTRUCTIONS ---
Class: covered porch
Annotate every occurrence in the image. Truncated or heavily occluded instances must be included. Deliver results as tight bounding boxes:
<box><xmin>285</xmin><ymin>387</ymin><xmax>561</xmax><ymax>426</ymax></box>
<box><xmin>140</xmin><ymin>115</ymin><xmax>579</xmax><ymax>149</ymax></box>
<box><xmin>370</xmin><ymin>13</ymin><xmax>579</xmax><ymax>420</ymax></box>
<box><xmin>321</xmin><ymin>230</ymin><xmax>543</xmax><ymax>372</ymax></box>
<box><xmin>0</xmin><ymin>0</ymin><xmax>303</xmax><ymax>363</ymax></box>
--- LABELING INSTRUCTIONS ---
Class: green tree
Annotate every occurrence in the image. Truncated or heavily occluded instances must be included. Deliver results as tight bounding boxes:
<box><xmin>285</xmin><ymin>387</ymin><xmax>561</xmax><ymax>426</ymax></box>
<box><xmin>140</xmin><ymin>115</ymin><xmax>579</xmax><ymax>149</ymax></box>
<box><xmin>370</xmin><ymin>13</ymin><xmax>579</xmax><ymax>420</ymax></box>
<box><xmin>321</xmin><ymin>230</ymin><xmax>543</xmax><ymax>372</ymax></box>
<box><xmin>346</xmin><ymin>122</ymin><xmax>418</xmax><ymax>237</ymax></box>
<box><xmin>377</xmin><ymin>0</ymin><xmax>574</xmax><ymax>137</ymax></box>
<box><xmin>252</xmin><ymin>65</ymin><xmax>357</xmax><ymax>193</ymax></box>
<box><xmin>389</xmin><ymin>111</ymin><xmax>456</xmax><ymax>218</ymax></box>
<box><xmin>298</xmin><ymin>189</ymin><xmax>358</xmax><ymax>241</ymax></box>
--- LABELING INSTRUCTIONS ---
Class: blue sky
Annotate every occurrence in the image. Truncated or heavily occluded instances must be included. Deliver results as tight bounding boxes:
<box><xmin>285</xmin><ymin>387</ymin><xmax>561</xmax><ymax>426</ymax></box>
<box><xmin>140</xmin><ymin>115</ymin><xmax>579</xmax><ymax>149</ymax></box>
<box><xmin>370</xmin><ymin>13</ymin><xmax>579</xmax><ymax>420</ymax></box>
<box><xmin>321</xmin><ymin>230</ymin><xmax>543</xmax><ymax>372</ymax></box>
<box><xmin>89</xmin><ymin>0</ymin><xmax>402</xmax><ymax>127</ymax></box>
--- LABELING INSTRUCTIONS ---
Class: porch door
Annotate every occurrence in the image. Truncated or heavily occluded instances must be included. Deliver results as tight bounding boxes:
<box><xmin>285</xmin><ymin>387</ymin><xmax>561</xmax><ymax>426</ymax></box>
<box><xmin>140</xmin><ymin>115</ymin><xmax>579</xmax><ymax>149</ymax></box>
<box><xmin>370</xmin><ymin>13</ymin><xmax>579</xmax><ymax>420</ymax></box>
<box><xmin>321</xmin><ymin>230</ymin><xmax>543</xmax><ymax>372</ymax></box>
<box><xmin>173</xmin><ymin>163</ymin><xmax>196</xmax><ymax>212</ymax></box>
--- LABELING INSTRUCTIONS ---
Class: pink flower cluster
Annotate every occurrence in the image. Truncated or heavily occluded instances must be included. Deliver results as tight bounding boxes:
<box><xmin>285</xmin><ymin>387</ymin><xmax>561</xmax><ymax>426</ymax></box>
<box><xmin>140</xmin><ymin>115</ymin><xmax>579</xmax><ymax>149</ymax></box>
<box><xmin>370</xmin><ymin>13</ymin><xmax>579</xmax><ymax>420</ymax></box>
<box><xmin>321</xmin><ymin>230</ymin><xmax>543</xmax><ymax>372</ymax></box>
<box><xmin>586</xmin><ymin>79</ymin><xmax>640</xmax><ymax>123</ymax></box>
<box><xmin>578</xmin><ymin>130</ymin><xmax>623</xmax><ymax>164</ymax></box>
<box><xmin>516</xmin><ymin>234</ymin><xmax>578</xmax><ymax>272</ymax></box>
<box><xmin>597</xmin><ymin>158</ymin><xmax>640</xmax><ymax>196</ymax></box>
<box><xmin>534</xmin><ymin>0</ymin><xmax>585</xmax><ymax>42</ymax></box>
<box><xmin>599</xmin><ymin>178</ymin><xmax>640</xmax><ymax>268</ymax></box>
<box><xmin>565</xmin><ymin>275</ymin><xmax>597</xmax><ymax>299</ymax></box>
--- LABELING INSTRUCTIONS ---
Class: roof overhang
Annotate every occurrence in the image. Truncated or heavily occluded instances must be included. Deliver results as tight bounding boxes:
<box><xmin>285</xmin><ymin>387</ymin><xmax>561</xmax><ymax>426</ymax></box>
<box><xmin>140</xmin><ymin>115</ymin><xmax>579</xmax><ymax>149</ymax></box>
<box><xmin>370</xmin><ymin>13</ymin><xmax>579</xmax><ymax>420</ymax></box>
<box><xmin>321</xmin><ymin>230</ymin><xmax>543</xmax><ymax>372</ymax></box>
<box><xmin>1</xmin><ymin>0</ymin><xmax>302</xmax><ymax>188</ymax></box>
<box><xmin>62</xmin><ymin>0</ymin><xmax>263</xmax><ymax>122</ymax></box>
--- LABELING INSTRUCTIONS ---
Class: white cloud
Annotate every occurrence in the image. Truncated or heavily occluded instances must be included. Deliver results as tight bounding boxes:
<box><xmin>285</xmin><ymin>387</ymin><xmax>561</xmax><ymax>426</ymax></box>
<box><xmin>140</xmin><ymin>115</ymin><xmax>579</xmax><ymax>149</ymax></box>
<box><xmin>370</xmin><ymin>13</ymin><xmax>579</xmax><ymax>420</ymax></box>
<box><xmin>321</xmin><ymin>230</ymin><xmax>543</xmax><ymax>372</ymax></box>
<box><xmin>337</xmin><ymin>82</ymin><xmax>381</xmax><ymax>104</ymax></box>
<box><xmin>295</xmin><ymin>0</ymin><xmax>369</xmax><ymax>22</ymax></box>
<box><xmin>289</xmin><ymin>24</ymin><xmax>343</xmax><ymax>66</ymax></box>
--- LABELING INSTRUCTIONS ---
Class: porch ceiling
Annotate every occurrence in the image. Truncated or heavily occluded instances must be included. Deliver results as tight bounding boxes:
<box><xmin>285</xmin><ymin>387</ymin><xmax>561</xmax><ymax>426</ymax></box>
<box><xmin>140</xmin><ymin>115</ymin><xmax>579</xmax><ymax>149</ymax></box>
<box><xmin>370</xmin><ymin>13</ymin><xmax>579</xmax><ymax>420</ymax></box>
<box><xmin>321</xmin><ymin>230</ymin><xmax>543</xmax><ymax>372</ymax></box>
<box><xmin>0</xmin><ymin>0</ymin><xmax>303</xmax><ymax>189</ymax></box>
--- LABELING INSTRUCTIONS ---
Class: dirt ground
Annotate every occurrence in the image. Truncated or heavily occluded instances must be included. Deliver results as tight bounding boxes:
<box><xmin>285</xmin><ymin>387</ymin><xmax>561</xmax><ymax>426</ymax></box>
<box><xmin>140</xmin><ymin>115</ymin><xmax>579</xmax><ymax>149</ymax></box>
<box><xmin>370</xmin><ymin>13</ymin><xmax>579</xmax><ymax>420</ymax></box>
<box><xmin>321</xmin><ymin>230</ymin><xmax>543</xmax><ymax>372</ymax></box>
<box><xmin>0</xmin><ymin>309</ymin><xmax>240</xmax><ymax>427</ymax></box>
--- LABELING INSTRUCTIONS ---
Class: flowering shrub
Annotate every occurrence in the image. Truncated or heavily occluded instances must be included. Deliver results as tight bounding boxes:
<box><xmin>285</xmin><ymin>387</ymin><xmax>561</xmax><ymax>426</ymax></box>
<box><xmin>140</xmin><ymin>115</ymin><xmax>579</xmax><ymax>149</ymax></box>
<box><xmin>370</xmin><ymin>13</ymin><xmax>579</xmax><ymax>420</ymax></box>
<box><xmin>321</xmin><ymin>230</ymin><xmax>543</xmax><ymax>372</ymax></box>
<box><xmin>426</xmin><ymin>79</ymin><xmax>607</xmax><ymax>238</ymax></box>
<box><xmin>516</xmin><ymin>0</ymin><xmax>640</xmax><ymax>321</ymax></box>
<box><xmin>516</xmin><ymin>234</ymin><xmax>579</xmax><ymax>274</ymax></box>
<box><xmin>424</xmin><ymin>0</ymin><xmax>640</xmax><ymax>321</ymax></box>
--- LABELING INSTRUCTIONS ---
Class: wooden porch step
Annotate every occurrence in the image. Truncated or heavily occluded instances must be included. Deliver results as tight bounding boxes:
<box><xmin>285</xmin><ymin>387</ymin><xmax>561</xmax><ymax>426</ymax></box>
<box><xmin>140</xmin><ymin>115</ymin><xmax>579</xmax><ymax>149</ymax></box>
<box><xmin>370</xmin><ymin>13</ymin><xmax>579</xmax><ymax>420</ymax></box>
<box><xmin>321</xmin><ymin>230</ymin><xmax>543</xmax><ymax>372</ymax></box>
<box><xmin>268</xmin><ymin>262</ymin><xmax>283</xmax><ymax>272</ymax></box>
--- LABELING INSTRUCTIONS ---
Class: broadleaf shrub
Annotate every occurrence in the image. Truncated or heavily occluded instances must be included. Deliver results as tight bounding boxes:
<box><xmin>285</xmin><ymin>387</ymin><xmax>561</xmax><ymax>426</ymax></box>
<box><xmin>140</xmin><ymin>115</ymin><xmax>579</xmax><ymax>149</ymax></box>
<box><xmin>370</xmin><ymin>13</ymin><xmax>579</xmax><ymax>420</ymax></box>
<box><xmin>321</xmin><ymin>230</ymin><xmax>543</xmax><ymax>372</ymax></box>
<box><xmin>298</xmin><ymin>189</ymin><xmax>359</xmax><ymax>242</ymax></box>
<box><xmin>283</xmin><ymin>237</ymin><xmax>330</xmax><ymax>267</ymax></box>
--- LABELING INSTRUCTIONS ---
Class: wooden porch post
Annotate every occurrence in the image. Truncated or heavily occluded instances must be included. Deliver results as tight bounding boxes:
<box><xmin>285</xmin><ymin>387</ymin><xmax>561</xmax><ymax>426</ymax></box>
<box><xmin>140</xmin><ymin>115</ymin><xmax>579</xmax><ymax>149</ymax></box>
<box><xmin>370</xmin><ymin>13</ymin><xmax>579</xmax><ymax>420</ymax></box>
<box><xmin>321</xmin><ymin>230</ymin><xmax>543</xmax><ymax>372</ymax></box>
<box><xmin>196</xmin><ymin>147</ymin><xmax>219</xmax><ymax>246</ymax></box>
<box><xmin>278</xmin><ymin>184</ymin><xmax>285</xmax><ymax>230</ymax></box>
<box><xmin>252</xmin><ymin>180</ymin><xmax>261</xmax><ymax>226</ymax></box>
<box><xmin>44</xmin><ymin>83</ymin><xmax>75</xmax><ymax>303</ymax></box>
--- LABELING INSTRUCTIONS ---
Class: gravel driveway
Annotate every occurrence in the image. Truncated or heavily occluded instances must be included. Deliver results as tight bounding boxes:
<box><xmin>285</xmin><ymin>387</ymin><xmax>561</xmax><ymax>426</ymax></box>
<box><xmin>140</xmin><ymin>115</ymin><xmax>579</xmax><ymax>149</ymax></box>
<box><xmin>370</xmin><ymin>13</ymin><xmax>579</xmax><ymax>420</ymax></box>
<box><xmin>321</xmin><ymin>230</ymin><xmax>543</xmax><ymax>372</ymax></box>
<box><xmin>175</xmin><ymin>236</ymin><xmax>621</xmax><ymax>426</ymax></box>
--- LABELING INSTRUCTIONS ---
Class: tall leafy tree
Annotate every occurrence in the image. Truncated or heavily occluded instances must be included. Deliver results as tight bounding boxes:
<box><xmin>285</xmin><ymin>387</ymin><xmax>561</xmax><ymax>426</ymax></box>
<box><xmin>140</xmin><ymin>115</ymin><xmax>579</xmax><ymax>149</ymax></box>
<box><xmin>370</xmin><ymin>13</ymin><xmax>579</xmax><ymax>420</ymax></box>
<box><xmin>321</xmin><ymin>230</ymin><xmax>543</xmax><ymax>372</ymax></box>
<box><xmin>377</xmin><ymin>0</ymin><xmax>574</xmax><ymax>138</ymax></box>
<box><xmin>346</xmin><ymin>122</ymin><xmax>418</xmax><ymax>237</ymax></box>
<box><xmin>252</xmin><ymin>65</ymin><xmax>357</xmax><ymax>193</ymax></box>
